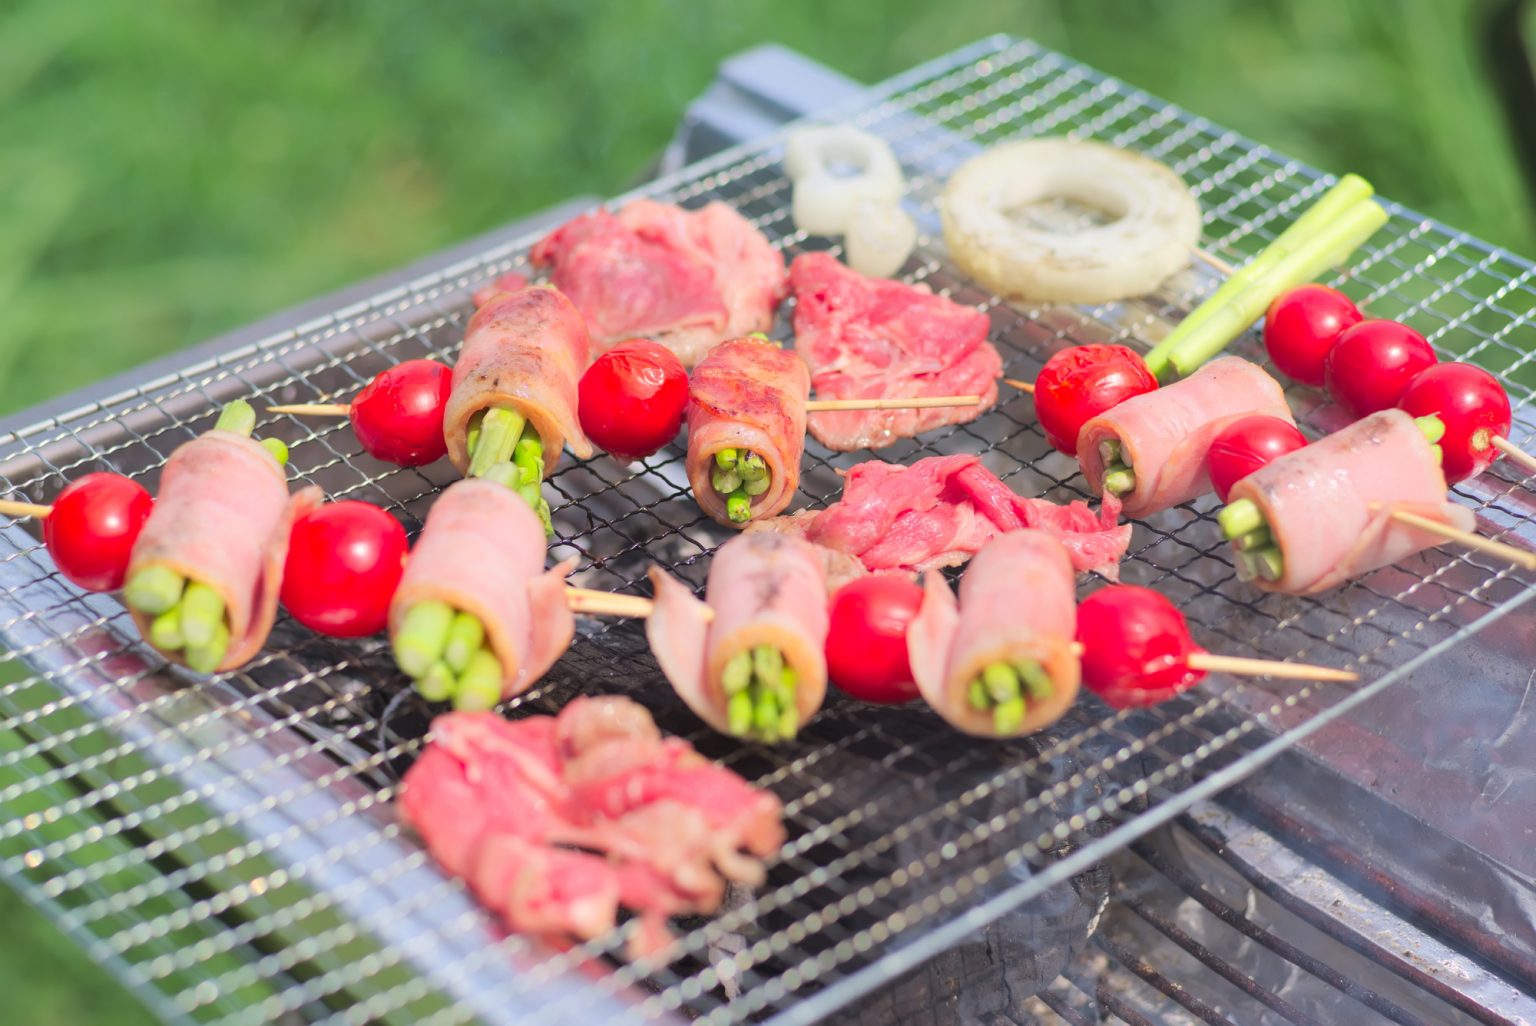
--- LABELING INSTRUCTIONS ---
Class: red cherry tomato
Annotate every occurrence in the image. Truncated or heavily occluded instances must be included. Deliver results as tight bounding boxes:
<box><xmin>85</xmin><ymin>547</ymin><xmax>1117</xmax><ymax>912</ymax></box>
<box><xmin>281</xmin><ymin>501</ymin><xmax>408</xmax><ymax>638</ymax></box>
<box><xmin>1323</xmin><ymin>320</ymin><xmax>1437</xmax><ymax>417</ymax></box>
<box><xmin>1033</xmin><ymin>344</ymin><xmax>1158</xmax><ymax>455</ymax></box>
<box><xmin>43</xmin><ymin>473</ymin><xmax>154</xmax><ymax>592</ymax></box>
<box><xmin>825</xmin><ymin>576</ymin><xmax>925</xmax><ymax>704</ymax></box>
<box><xmin>1263</xmin><ymin>285</ymin><xmax>1362</xmax><ymax>386</ymax></box>
<box><xmin>1075</xmin><ymin>585</ymin><xmax>1207</xmax><ymax>707</ymax></box>
<box><xmin>1206</xmin><ymin>415</ymin><xmax>1308</xmax><ymax>502</ymax></box>
<box><xmin>1398</xmin><ymin>363</ymin><xmax>1513</xmax><ymax>484</ymax></box>
<box><xmin>578</xmin><ymin>339</ymin><xmax>689</xmax><ymax>461</ymax></box>
<box><xmin>349</xmin><ymin>360</ymin><xmax>453</xmax><ymax>467</ymax></box>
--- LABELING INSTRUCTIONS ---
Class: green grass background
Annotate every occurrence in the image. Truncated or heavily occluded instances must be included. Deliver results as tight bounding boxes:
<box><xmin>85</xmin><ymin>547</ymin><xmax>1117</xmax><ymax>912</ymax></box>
<box><xmin>3</xmin><ymin>0</ymin><xmax>1534</xmax><ymax>1022</ymax></box>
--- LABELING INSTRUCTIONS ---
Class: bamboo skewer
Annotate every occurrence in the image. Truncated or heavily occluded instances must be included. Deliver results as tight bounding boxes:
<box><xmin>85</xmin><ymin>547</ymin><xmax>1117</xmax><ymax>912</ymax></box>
<box><xmin>1002</xmin><ymin>378</ymin><xmax>1035</xmax><ymax>394</ymax></box>
<box><xmin>564</xmin><ymin>589</ymin><xmax>1357</xmax><ymax>681</ymax></box>
<box><xmin>270</xmin><ymin>395</ymin><xmax>984</xmax><ymax>418</ymax></box>
<box><xmin>0</xmin><ymin>500</ymin><xmax>52</xmax><ymax>520</ymax></box>
<box><xmin>1373</xmin><ymin>504</ymin><xmax>1536</xmax><ymax>571</ymax></box>
<box><xmin>1491</xmin><ymin>435</ymin><xmax>1536</xmax><ymax>476</ymax></box>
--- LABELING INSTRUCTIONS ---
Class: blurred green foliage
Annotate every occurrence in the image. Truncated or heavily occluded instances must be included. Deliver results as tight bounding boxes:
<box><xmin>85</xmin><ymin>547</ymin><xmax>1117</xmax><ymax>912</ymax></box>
<box><xmin>2</xmin><ymin>0</ymin><xmax>1533</xmax><ymax>1021</ymax></box>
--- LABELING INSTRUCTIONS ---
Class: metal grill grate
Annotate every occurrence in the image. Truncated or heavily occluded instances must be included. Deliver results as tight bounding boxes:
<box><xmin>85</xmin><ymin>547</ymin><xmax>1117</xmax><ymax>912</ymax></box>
<box><xmin>1</xmin><ymin>34</ymin><xmax>1534</xmax><ymax>1026</ymax></box>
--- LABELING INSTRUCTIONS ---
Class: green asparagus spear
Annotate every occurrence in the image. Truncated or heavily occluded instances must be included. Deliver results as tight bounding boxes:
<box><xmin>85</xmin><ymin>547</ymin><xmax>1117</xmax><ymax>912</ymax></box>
<box><xmin>728</xmin><ymin>690</ymin><xmax>754</xmax><ymax>735</ymax></box>
<box><xmin>443</xmin><ymin>612</ymin><xmax>485</xmax><ymax>673</ymax></box>
<box><xmin>513</xmin><ymin>434</ymin><xmax>544</xmax><ymax>483</ymax></box>
<box><xmin>1015</xmin><ymin>661</ymin><xmax>1054</xmax><ymax>701</ymax></box>
<box><xmin>149</xmin><ymin>607</ymin><xmax>184</xmax><ymax>651</ymax></box>
<box><xmin>260</xmin><ymin>438</ymin><xmax>289</xmax><ymax>466</ymax></box>
<box><xmin>968</xmin><ymin>678</ymin><xmax>990</xmax><ymax>711</ymax></box>
<box><xmin>725</xmin><ymin>489</ymin><xmax>752</xmax><ymax>523</ymax></box>
<box><xmin>214</xmin><ymin>400</ymin><xmax>257</xmax><ymax>437</ymax></box>
<box><xmin>742</xmin><ymin>472</ymin><xmax>771</xmax><ymax>496</ymax></box>
<box><xmin>482</xmin><ymin>461</ymin><xmax>522</xmax><ymax>490</ymax></box>
<box><xmin>993</xmin><ymin>696</ymin><xmax>1026</xmax><ymax>734</ymax></box>
<box><xmin>184</xmin><ymin>621</ymin><xmax>231</xmax><ymax>674</ymax></box>
<box><xmin>712</xmin><ymin>466</ymin><xmax>743</xmax><ymax>493</ymax></box>
<box><xmin>714</xmin><ymin>448</ymin><xmax>739</xmax><ymax>470</ymax></box>
<box><xmin>393</xmin><ymin>600</ymin><xmax>454</xmax><ymax>678</ymax></box>
<box><xmin>179</xmin><ymin>581</ymin><xmax>226</xmax><ymax>649</ymax></box>
<box><xmin>1098</xmin><ymin>438</ymin><xmax>1122</xmax><ymax>465</ymax></box>
<box><xmin>722</xmin><ymin>651</ymin><xmax>753</xmax><ymax>694</ymax></box>
<box><xmin>1218</xmin><ymin>499</ymin><xmax>1264</xmax><ymax>540</ymax></box>
<box><xmin>124</xmin><ymin>566</ymin><xmax>185</xmax><ymax>615</ymax></box>
<box><xmin>1102</xmin><ymin>467</ymin><xmax>1136</xmax><ymax>496</ymax></box>
<box><xmin>417</xmin><ymin>660</ymin><xmax>457</xmax><ymax>703</ymax></box>
<box><xmin>467</xmin><ymin>407</ymin><xmax>527</xmax><ymax>478</ymax></box>
<box><xmin>982</xmin><ymin>662</ymin><xmax>1020</xmax><ymax>703</ymax></box>
<box><xmin>454</xmin><ymin>650</ymin><xmax>502</xmax><ymax>712</ymax></box>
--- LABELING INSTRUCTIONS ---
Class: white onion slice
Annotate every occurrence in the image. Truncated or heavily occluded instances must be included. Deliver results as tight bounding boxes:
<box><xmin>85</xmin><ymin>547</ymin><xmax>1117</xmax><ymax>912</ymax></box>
<box><xmin>940</xmin><ymin>138</ymin><xmax>1201</xmax><ymax>304</ymax></box>
<box><xmin>785</xmin><ymin>126</ymin><xmax>903</xmax><ymax>236</ymax></box>
<box><xmin>844</xmin><ymin>200</ymin><xmax>917</xmax><ymax>279</ymax></box>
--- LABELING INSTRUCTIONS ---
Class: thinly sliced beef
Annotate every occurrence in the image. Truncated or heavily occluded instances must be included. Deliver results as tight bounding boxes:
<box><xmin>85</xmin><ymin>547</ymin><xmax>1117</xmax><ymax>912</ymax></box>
<box><xmin>398</xmin><ymin>699</ymin><xmax>783</xmax><ymax>958</ymax></box>
<box><xmin>1077</xmin><ymin>356</ymin><xmax>1294</xmax><ymax>517</ymax></box>
<box><xmin>647</xmin><ymin>532</ymin><xmax>830</xmax><ymax>735</ymax></box>
<box><xmin>389</xmin><ymin>480</ymin><xmax>576</xmax><ymax>698</ymax></box>
<box><xmin>907</xmin><ymin>531</ymin><xmax>1081</xmax><ymax>737</ymax></box>
<box><xmin>790</xmin><ymin>252</ymin><xmax>1002</xmax><ymax>451</ymax></box>
<box><xmin>530</xmin><ymin>199</ymin><xmax>788</xmax><ymax>367</ymax></box>
<box><xmin>444</xmin><ymin>285</ymin><xmax>593</xmax><ymax>475</ymax></box>
<box><xmin>1230</xmin><ymin>409</ymin><xmax>1475</xmax><ymax>594</ymax></box>
<box><xmin>773</xmin><ymin>454</ymin><xmax>1129</xmax><ymax>579</ymax></box>
<box><xmin>127</xmin><ymin>431</ymin><xmax>321</xmax><ymax>672</ymax></box>
<box><xmin>686</xmin><ymin>338</ymin><xmax>810</xmax><ymax>527</ymax></box>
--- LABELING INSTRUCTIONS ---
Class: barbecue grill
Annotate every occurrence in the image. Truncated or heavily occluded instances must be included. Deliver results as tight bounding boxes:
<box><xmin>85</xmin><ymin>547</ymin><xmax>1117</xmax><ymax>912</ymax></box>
<box><xmin>2</xmin><ymin>35</ymin><xmax>1534</xmax><ymax>1026</ymax></box>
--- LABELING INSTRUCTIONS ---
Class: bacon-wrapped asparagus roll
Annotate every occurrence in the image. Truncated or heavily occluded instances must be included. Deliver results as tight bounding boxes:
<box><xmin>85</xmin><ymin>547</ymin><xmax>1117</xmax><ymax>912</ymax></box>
<box><xmin>906</xmin><ymin>530</ymin><xmax>1080</xmax><ymax>737</ymax></box>
<box><xmin>686</xmin><ymin>338</ymin><xmax>810</xmax><ymax>527</ymax></box>
<box><xmin>1218</xmin><ymin>409</ymin><xmax>1475</xmax><ymax>593</ymax></box>
<box><xmin>444</xmin><ymin>285</ymin><xmax>594</xmax><ymax>529</ymax></box>
<box><xmin>647</xmin><ymin>532</ymin><xmax>829</xmax><ymax>742</ymax></box>
<box><xmin>123</xmin><ymin>402</ymin><xmax>319</xmax><ymax>673</ymax></box>
<box><xmin>389</xmin><ymin>479</ymin><xmax>577</xmax><ymax>709</ymax></box>
<box><xmin>1078</xmin><ymin>356</ymin><xmax>1294</xmax><ymax>517</ymax></box>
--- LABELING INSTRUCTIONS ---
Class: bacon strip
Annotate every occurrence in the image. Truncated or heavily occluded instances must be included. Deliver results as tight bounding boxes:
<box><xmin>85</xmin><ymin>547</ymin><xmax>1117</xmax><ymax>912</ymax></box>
<box><xmin>127</xmin><ymin>432</ymin><xmax>320</xmax><ymax>671</ymax></box>
<box><xmin>390</xmin><ymin>480</ymin><xmax>576</xmax><ymax>698</ymax></box>
<box><xmin>686</xmin><ymin>338</ymin><xmax>810</xmax><ymax>527</ymax></box>
<box><xmin>1230</xmin><ymin>409</ymin><xmax>1476</xmax><ymax>594</ymax></box>
<box><xmin>646</xmin><ymin>532</ymin><xmax>830</xmax><ymax>734</ymax></box>
<box><xmin>444</xmin><ymin>285</ymin><xmax>593</xmax><ymax>475</ymax></box>
<box><xmin>907</xmin><ymin>531</ymin><xmax>1080</xmax><ymax>737</ymax></box>
<box><xmin>1078</xmin><ymin>356</ymin><xmax>1294</xmax><ymax>517</ymax></box>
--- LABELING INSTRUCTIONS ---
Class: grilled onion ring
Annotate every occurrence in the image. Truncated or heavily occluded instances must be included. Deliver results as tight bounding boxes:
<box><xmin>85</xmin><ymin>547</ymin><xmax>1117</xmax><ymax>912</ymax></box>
<box><xmin>785</xmin><ymin>126</ymin><xmax>904</xmax><ymax>236</ymax></box>
<box><xmin>940</xmin><ymin>139</ymin><xmax>1201</xmax><ymax>304</ymax></box>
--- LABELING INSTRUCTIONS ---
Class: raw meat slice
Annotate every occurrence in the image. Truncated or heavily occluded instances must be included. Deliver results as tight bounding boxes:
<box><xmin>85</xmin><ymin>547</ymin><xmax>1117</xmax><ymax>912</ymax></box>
<box><xmin>531</xmin><ymin>199</ymin><xmax>788</xmax><ymax>367</ymax></box>
<box><xmin>783</xmin><ymin>454</ymin><xmax>1129</xmax><ymax>579</ymax></box>
<box><xmin>790</xmin><ymin>252</ymin><xmax>1002</xmax><ymax>450</ymax></box>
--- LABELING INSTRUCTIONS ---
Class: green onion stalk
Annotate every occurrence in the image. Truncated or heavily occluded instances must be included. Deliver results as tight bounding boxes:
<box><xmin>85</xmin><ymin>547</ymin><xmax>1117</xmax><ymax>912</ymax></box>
<box><xmin>712</xmin><ymin>448</ymin><xmax>770</xmax><ymax>524</ymax></box>
<box><xmin>965</xmin><ymin>658</ymin><xmax>1055</xmax><ymax>734</ymax></box>
<box><xmin>393</xmin><ymin>601</ymin><xmax>503</xmax><ymax>710</ymax></box>
<box><xmin>1142</xmin><ymin>175</ymin><xmax>1388</xmax><ymax>383</ymax></box>
<box><xmin>466</xmin><ymin>406</ymin><xmax>553</xmax><ymax>534</ymax></box>
<box><xmin>1096</xmin><ymin>437</ymin><xmax>1136</xmax><ymax>497</ymax></box>
<box><xmin>721</xmin><ymin>645</ymin><xmax>800</xmax><ymax>742</ymax></box>
<box><xmin>123</xmin><ymin>401</ymin><xmax>288</xmax><ymax>670</ymax></box>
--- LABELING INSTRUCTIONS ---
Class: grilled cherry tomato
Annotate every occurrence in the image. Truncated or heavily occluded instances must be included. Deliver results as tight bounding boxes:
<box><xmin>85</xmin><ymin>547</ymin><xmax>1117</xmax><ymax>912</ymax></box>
<box><xmin>1398</xmin><ymin>362</ymin><xmax>1513</xmax><ymax>483</ymax></box>
<box><xmin>43</xmin><ymin>473</ymin><xmax>154</xmax><ymax>592</ymax></box>
<box><xmin>825</xmin><ymin>576</ymin><xmax>924</xmax><ymax>704</ymax></box>
<box><xmin>1206</xmin><ymin>415</ymin><xmax>1308</xmax><ymax>502</ymax></box>
<box><xmin>281</xmin><ymin>501</ymin><xmax>408</xmax><ymax>638</ymax></box>
<box><xmin>1323</xmin><ymin>320</ymin><xmax>1437</xmax><ymax>417</ymax></box>
<box><xmin>1263</xmin><ymin>285</ymin><xmax>1362</xmax><ymax>386</ymax></box>
<box><xmin>349</xmin><ymin>359</ymin><xmax>453</xmax><ymax>467</ymax></box>
<box><xmin>578</xmin><ymin>339</ymin><xmax>689</xmax><ymax>461</ymax></box>
<box><xmin>1075</xmin><ymin>585</ymin><xmax>1206</xmax><ymax>707</ymax></box>
<box><xmin>1033</xmin><ymin>344</ymin><xmax>1157</xmax><ymax>455</ymax></box>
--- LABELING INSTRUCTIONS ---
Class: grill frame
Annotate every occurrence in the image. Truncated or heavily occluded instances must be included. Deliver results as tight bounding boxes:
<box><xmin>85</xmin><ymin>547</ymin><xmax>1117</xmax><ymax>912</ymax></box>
<box><xmin>1</xmin><ymin>33</ymin><xmax>1534</xmax><ymax>1026</ymax></box>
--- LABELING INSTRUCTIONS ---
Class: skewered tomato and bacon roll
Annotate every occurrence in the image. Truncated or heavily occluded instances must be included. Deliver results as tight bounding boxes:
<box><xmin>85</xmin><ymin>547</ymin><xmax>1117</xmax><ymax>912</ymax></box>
<box><xmin>907</xmin><ymin>531</ymin><xmax>1081</xmax><ymax>737</ymax></box>
<box><xmin>399</xmin><ymin>698</ymin><xmax>784</xmax><ymax>958</ymax></box>
<box><xmin>1218</xmin><ymin>408</ymin><xmax>1475</xmax><ymax>593</ymax></box>
<box><xmin>123</xmin><ymin>402</ymin><xmax>320</xmax><ymax>673</ymax></box>
<box><xmin>444</xmin><ymin>285</ymin><xmax>594</xmax><ymax>530</ymax></box>
<box><xmin>1077</xmin><ymin>356</ymin><xmax>1294</xmax><ymax>518</ymax></box>
<box><xmin>790</xmin><ymin>252</ymin><xmax>1003</xmax><ymax>451</ymax></box>
<box><xmin>687</xmin><ymin>337</ymin><xmax>811</xmax><ymax>527</ymax></box>
<box><xmin>531</xmin><ymin>199</ymin><xmax>788</xmax><ymax>367</ymax></box>
<box><xmin>647</xmin><ymin>532</ymin><xmax>830</xmax><ymax>743</ymax></box>
<box><xmin>389</xmin><ymin>479</ymin><xmax>577</xmax><ymax>709</ymax></box>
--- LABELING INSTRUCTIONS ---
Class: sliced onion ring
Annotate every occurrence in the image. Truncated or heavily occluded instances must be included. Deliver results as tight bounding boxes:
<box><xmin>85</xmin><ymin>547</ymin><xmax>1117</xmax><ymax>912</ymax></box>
<box><xmin>785</xmin><ymin>126</ymin><xmax>903</xmax><ymax>236</ymax></box>
<box><xmin>940</xmin><ymin>138</ymin><xmax>1201</xmax><ymax>304</ymax></box>
<box><xmin>844</xmin><ymin>200</ymin><xmax>917</xmax><ymax>279</ymax></box>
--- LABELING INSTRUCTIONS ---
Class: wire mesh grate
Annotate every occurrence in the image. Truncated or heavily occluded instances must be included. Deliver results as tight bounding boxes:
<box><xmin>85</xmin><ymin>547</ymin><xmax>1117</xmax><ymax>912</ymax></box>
<box><xmin>0</xmin><ymin>34</ymin><xmax>1532</xmax><ymax>1026</ymax></box>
